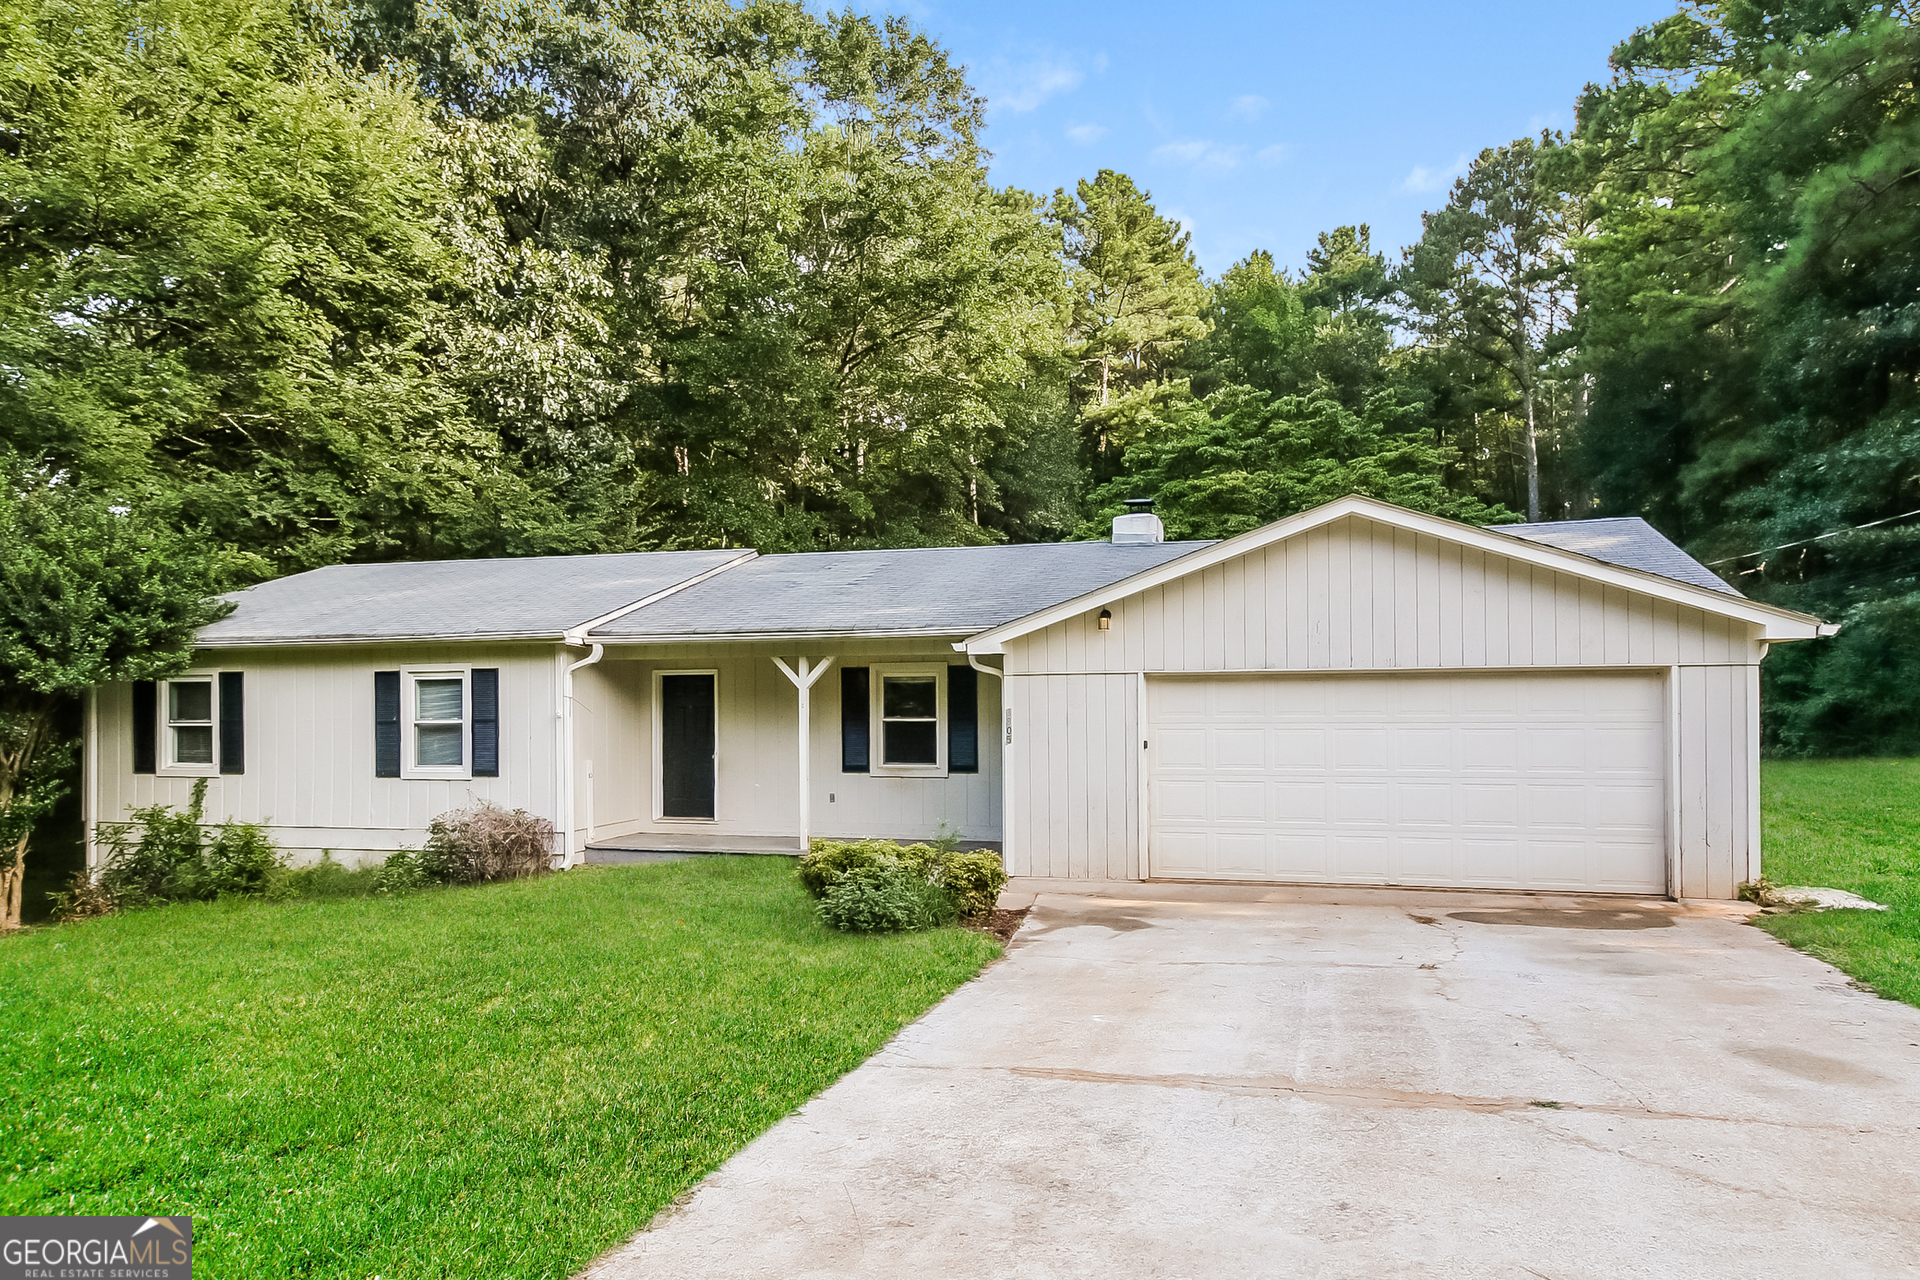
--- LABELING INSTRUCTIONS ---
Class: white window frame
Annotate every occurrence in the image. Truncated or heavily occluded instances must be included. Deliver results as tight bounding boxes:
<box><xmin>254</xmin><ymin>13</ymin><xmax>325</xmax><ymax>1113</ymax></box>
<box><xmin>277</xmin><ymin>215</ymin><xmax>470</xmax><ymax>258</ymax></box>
<box><xmin>870</xmin><ymin>664</ymin><xmax>947</xmax><ymax>778</ymax></box>
<box><xmin>159</xmin><ymin>670</ymin><xmax>220</xmax><ymax>777</ymax></box>
<box><xmin>403</xmin><ymin>667</ymin><xmax>472</xmax><ymax>781</ymax></box>
<box><xmin>652</xmin><ymin>669</ymin><xmax>720</xmax><ymax>822</ymax></box>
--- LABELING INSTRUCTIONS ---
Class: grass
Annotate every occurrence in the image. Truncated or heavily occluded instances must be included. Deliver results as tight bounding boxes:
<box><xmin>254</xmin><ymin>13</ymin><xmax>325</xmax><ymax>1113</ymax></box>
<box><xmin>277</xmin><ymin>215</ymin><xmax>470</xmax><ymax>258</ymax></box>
<box><xmin>0</xmin><ymin>857</ymin><xmax>1000</xmax><ymax>1277</ymax></box>
<box><xmin>1755</xmin><ymin>758</ymin><xmax>1920</xmax><ymax>1008</ymax></box>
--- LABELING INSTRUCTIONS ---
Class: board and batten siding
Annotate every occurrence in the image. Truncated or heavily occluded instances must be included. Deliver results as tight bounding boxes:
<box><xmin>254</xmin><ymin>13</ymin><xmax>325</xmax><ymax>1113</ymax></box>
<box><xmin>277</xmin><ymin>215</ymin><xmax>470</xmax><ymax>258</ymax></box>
<box><xmin>90</xmin><ymin>643</ymin><xmax>563</xmax><ymax>868</ymax></box>
<box><xmin>1001</xmin><ymin>514</ymin><xmax>1767</xmax><ymax>897</ymax></box>
<box><xmin>579</xmin><ymin>641</ymin><xmax>1002</xmax><ymax>850</ymax></box>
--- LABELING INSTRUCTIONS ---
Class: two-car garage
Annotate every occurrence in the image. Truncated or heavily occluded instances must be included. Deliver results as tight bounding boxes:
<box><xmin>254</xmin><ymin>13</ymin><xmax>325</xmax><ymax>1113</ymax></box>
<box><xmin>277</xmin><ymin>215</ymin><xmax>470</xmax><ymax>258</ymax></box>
<box><xmin>973</xmin><ymin>497</ymin><xmax>1832</xmax><ymax>900</ymax></box>
<box><xmin>1146</xmin><ymin>671</ymin><xmax>1669</xmax><ymax>893</ymax></box>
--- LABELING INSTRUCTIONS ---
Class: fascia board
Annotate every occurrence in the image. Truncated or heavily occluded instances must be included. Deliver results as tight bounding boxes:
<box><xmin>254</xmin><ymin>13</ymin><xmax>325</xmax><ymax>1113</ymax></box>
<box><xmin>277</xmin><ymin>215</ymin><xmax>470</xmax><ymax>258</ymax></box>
<box><xmin>196</xmin><ymin>632</ymin><xmax>566</xmax><ymax>649</ymax></box>
<box><xmin>590</xmin><ymin>628</ymin><xmax>972</xmax><ymax>645</ymax></box>
<box><xmin>959</xmin><ymin>495</ymin><xmax>1831</xmax><ymax>654</ymax></box>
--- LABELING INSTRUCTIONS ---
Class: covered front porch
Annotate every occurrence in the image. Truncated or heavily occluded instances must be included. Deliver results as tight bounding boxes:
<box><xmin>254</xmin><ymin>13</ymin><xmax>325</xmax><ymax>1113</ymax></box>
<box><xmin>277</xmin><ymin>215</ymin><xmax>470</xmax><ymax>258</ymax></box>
<box><xmin>562</xmin><ymin>639</ymin><xmax>1004</xmax><ymax>863</ymax></box>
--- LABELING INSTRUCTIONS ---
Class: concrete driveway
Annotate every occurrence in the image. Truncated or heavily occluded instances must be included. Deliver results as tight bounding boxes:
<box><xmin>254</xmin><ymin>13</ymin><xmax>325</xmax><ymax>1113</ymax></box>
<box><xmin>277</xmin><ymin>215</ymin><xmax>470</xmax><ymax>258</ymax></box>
<box><xmin>583</xmin><ymin>884</ymin><xmax>1920</xmax><ymax>1279</ymax></box>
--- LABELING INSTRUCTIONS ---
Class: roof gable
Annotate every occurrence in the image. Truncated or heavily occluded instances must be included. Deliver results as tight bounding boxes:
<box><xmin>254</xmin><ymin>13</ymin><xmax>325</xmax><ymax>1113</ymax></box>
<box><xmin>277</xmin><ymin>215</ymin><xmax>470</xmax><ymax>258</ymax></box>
<box><xmin>959</xmin><ymin>496</ymin><xmax>1833</xmax><ymax>654</ymax></box>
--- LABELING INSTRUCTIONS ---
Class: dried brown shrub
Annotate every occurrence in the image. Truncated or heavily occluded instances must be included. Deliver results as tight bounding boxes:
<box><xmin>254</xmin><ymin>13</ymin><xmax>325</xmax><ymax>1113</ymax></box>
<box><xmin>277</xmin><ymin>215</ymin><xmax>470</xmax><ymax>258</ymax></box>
<box><xmin>420</xmin><ymin>803</ymin><xmax>557</xmax><ymax>884</ymax></box>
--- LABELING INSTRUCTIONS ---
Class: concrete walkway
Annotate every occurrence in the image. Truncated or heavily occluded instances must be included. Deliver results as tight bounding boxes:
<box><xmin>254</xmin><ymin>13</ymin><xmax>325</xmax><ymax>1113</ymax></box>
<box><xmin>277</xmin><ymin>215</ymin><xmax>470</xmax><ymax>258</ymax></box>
<box><xmin>582</xmin><ymin>886</ymin><xmax>1920</xmax><ymax>1280</ymax></box>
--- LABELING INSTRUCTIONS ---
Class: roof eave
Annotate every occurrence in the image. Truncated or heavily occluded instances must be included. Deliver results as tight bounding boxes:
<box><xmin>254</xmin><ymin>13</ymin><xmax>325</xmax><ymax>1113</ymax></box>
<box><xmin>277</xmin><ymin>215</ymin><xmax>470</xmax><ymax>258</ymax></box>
<box><xmin>196</xmin><ymin>631</ymin><xmax>566</xmax><ymax>649</ymax></box>
<box><xmin>589</xmin><ymin>627</ymin><xmax>973</xmax><ymax>644</ymax></box>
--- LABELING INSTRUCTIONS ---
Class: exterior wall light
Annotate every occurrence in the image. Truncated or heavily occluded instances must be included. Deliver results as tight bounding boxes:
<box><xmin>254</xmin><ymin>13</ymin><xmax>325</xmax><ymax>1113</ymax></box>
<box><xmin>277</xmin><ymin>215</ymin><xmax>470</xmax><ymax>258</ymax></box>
<box><xmin>1098</xmin><ymin>608</ymin><xmax>1112</xmax><ymax>631</ymax></box>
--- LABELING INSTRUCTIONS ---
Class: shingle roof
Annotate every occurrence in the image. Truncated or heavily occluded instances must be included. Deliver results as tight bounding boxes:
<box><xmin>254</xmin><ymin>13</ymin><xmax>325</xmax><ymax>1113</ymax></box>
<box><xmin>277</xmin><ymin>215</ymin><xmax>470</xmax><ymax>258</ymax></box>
<box><xmin>1495</xmin><ymin>517</ymin><xmax>1741</xmax><ymax>597</ymax></box>
<box><xmin>198</xmin><ymin>550</ymin><xmax>748</xmax><ymax>645</ymax></box>
<box><xmin>590</xmin><ymin>540</ymin><xmax>1212</xmax><ymax>640</ymax></box>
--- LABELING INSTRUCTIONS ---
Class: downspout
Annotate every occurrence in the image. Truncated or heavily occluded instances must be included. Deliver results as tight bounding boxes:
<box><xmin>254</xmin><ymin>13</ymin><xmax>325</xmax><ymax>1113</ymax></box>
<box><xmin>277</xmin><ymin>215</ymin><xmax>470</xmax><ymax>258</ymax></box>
<box><xmin>561</xmin><ymin>638</ymin><xmax>604</xmax><ymax>868</ymax></box>
<box><xmin>84</xmin><ymin>686</ymin><xmax>99</xmax><ymax>872</ymax></box>
<box><xmin>772</xmin><ymin>657</ymin><xmax>835</xmax><ymax>853</ymax></box>
<box><xmin>965</xmin><ymin>653</ymin><xmax>1007</xmax><ymax>867</ymax></box>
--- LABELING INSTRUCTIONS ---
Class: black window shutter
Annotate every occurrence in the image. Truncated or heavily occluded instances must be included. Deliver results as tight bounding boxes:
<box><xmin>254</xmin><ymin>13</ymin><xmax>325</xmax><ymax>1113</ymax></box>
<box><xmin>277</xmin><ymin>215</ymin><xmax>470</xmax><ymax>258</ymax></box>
<box><xmin>219</xmin><ymin>671</ymin><xmax>245</xmax><ymax>775</ymax></box>
<box><xmin>841</xmin><ymin>666</ymin><xmax>870</xmax><ymax>773</ymax></box>
<box><xmin>948</xmin><ymin>664</ymin><xmax>979</xmax><ymax>773</ymax></box>
<box><xmin>132</xmin><ymin>680</ymin><xmax>157</xmax><ymax>774</ymax></box>
<box><xmin>374</xmin><ymin>671</ymin><xmax>401</xmax><ymax>778</ymax></box>
<box><xmin>471</xmin><ymin>668</ymin><xmax>499</xmax><ymax>777</ymax></box>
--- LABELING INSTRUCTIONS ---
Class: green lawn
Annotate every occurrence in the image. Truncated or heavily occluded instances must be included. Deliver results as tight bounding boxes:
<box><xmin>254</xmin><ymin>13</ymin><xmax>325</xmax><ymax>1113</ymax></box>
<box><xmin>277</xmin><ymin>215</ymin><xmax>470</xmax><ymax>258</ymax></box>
<box><xmin>0</xmin><ymin>857</ymin><xmax>999</xmax><ymax>1277</ymax></box>
<box><xmin>1757</xmin><ymin>758</ymin><xmax>1920</xmax><ymax>1008</ymax></box>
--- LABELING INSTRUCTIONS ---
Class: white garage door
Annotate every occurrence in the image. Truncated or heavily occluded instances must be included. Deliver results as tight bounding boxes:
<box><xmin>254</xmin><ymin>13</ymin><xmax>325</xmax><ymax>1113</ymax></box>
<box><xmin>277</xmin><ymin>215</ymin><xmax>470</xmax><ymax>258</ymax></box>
<box><xmin>1148</xmin><ymin>672</ymin><xmax>1667</xmax><ymax>893</ymax></box>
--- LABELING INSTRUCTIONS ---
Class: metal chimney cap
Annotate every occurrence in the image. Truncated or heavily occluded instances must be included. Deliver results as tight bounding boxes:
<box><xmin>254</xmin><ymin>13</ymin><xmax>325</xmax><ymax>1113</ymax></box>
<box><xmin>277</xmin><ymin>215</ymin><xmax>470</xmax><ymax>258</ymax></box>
<box><xmin>1123</xmin><ymin>497</ymin><xmax>1155</xmax><ymax>512</ymax></box>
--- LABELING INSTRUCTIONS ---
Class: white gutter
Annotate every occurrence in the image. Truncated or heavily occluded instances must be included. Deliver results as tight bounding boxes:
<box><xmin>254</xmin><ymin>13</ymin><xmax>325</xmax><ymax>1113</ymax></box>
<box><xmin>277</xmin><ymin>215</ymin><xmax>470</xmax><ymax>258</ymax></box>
<box><xmin>559</xmin><ymin>643</ymin><xmax>604</xmax><ymax>867</ymax></box>
<box><xmin>771</xmin><ymin>657</ymin><xmax>836</xmax><ymax>853</ymax></box>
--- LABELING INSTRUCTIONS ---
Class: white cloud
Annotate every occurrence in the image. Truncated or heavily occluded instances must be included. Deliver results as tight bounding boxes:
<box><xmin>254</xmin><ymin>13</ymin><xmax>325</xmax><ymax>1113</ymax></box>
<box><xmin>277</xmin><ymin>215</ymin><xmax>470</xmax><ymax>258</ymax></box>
<box><xmin>1402</xmin><ymin>153</ymin><xmax>1469</xmax><ymax>194</ymax></box>
<box><xmin>1064</xmin><ymin>122</ymin><xmax>1108</xmax><ymax>145</ymax></box>
<box><xmin>1164</xmin><ymin>207</ymin><xmax>1199</xmax><ymax>242</ymax></box>
<box><xmin>1255</xmin><ymin>143</ymin><xmax>1290</xmax><ymax>166</ymax></box>
<box><xmin>1153</xmin><ymin>139</ymin><xmax>1244</xmax><ymax>171</ymax></box>
<box><xmin>1226</xmin><ymin>94</ymin><xmax>1269</xmax><ymax>122</ymax></box>
<box><xmin>981</xmin><ymin>57</ymin><xmax>1085</xmax><ymax>114</ymax></box>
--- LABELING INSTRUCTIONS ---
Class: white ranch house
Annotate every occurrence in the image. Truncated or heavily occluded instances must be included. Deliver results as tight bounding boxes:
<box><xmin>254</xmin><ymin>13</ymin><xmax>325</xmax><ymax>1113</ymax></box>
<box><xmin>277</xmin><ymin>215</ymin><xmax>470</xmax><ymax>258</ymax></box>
<box><xmin>84</xmin><ymin>496</ymin><xmax>1834</xmax><ymax>899</ymax></box>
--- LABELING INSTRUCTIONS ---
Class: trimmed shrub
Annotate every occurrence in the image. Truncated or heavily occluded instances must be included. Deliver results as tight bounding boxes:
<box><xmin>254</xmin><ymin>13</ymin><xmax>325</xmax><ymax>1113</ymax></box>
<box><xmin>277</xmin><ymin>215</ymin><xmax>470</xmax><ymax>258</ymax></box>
<box><xmin>420</xmin><ymin>802</ymin><xmax>556</xmax><ymax>884</ymax></box>
<box><xmin>800</xmin><ymin>837</ymin><xmax>1008</xmax><ymax>930</ymax></box>
<box><xmin>817</xmin><ymin>863</ymin><xmax>955</xmax><ymax>933</ymax></box>
<box><xmin>942</xmin><ymin>850</ymin><xmax>1008</xmax><ymax>918</ymax></box>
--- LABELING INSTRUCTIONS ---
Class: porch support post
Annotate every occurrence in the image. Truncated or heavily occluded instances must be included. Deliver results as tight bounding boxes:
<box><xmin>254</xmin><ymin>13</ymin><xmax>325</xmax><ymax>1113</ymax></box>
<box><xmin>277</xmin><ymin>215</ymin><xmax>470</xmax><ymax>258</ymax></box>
<box><xmin>771</xmin><ymin>657</ymin><xmax>835</xmax><ymax>853</ymax></box>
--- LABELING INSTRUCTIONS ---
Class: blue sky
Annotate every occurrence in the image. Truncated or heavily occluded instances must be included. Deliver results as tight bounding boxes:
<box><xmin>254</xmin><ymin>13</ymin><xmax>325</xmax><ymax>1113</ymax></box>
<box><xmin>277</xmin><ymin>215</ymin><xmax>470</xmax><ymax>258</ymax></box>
<box><xmin>885</xmin><ymin>0</ymin><xmax>1677</xmax><ymax>276</ymax></box>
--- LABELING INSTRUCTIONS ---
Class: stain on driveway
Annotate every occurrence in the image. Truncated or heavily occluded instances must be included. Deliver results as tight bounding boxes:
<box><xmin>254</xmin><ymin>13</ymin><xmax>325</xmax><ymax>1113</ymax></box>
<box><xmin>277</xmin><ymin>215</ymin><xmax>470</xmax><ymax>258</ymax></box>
<box><xmin>582</xmin><ymin>889</ymin><xmax>1920</xmax><ymax>1280</ymax></box>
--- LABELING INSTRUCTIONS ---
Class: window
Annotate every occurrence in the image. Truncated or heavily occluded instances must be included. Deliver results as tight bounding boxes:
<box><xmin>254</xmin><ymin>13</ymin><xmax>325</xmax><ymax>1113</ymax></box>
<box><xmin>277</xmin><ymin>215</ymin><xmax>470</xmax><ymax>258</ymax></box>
<box><xmin>871</xmin><ymin>665</ymin><xmax>945</xmax><ymax>775</ymax></box>
<box><xmin>404</xmin><ymin>670</ymin><xmax>470</xmax><ymax>778</ymax></box>
<box><xmin>164</xmin><ymin>677</ymin><xmax>216</xmax><ymax>771</ymax></box>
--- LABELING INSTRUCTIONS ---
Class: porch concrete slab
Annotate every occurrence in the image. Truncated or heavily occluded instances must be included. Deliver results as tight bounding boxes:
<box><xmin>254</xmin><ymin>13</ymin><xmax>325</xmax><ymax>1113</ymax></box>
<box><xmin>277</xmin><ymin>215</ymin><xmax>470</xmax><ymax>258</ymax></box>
<box><xmin>581</xmin><ymin>889</ymin><xmax>1920</xmax><ymax>1280</ymax></box>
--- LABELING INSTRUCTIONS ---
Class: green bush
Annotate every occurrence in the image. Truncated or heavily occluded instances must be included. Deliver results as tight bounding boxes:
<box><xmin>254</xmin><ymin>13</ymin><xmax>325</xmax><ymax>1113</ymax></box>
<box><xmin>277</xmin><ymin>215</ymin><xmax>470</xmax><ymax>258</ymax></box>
<box><xmin>371</xmin><ymin>850</ymin><xmax>432</xmax><ymax>895</ymax></box>
<box><xmin>799</xmin><ymin>837</ymin><xmax>1007</xmax><ymax>930</ymax></box>
<box><xmin>817</xmin><ymin>863</ymin><xmax>956</xmax><ymax>933</ymax></box>
<box><xmin>97</xmin><ymin>779</ymin><xmax>286</xmax><ymax>907</ymax></box>
<box><xmin>942</xmin><ymin>850</ymin><xmax>1008</xmax><ymax>918</ymax></box>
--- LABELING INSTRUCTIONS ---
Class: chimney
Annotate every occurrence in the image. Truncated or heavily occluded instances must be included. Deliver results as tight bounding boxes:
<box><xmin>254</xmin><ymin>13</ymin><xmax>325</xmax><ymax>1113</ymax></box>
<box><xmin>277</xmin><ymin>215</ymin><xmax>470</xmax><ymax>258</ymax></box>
<box><xmin>1112</xmin><ymin>497</ymin><xmax>1165</xmax><ymax>544</ymax></box>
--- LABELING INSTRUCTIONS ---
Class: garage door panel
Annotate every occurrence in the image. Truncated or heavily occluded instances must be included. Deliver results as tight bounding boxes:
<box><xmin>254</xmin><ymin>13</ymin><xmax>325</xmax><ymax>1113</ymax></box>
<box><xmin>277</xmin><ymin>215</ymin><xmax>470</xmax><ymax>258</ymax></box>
<box><xmin>1460</xmin><ymin>784</ymin><xmax>1520</xmax><ymax>827</ymax></box>
<box><xmin>1397</xmin><ymin>836</ymin><xmax>1456</xmax><ymax>880</ymax></box>
<box><xmin>1154</xmin><ymin>780</ymin><xmax>1209</xmax><ymax>822</ymax></box>
<box><xmin>1333</xmin><ymin>729</ymin><xmax>1389</xmax><ymax>769</ymax></box>
<box><xmin>1149</xmin><ymin>673</ymin><xmax>1666</xmax><ymax>893</ymax></box>
<box><xmin>1157</xmin><ymin>729</ymin><xmax>1209</xmax><ymax>769</ymax></box>
<box><xmin>1398</xmin><ymin>729</ymin><xmax>1453</xmax><ymax>771</ymax></box>
<box><xmin>1270</xmin><ymin>782</ymin><xmax>1326</xmax><ymax>822</ymax></box>
<box><xmin>1458</xmin><ymin>729</ymin><xmax>1518</xmax><ymax>770</ymax></box>
<box><xmin>1334</xmin><ymin>782</ymin><xmax>1390</xmax><ymax>824</ymax></box>
<box><xmin>1522</xmin><ymin>728</ymin><xmax>1587</xmax><ymax>771</ymax></box>
<box><xmin>1271</xmin><ymin>728</ymin><xmax>1326</xmax><ymax>768</ymax></box>
<box><xmin>1592</xmin><ymin>726</ymin><xmax>1664</xmax><ymax>772</ymax></box>
<box><xmin>1332</xmin><ymin>835</ymin><xmax>1390</xmax><ymax>880</ymax></box>
<box><xmin>1213</xmin><ymin>729</ymin><xmax>1266</xmax><ymax>769</ymax></box>
<box><xmin>1214</xmin><ymin>781</ymin><xmax>1266</xmax><ymax>823</ymax></box>
<box><xmin>1459</xmin><ymin>839</ymin><xmax>1522</xmax><ymax>883</ymax></box>
<box><xmin>1396</xmin><ymin>784</ymin><xmax>1453</xmax><ymax>826</ymax></box>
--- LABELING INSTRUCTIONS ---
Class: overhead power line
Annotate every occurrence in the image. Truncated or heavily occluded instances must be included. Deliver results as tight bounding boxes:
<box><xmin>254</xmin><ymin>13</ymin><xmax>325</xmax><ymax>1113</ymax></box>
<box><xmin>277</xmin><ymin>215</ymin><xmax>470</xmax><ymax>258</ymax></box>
<box><xmin>1704</xmin><ymin>506</ymin><xmax>1920</xmax><ymax>566</ymax></box>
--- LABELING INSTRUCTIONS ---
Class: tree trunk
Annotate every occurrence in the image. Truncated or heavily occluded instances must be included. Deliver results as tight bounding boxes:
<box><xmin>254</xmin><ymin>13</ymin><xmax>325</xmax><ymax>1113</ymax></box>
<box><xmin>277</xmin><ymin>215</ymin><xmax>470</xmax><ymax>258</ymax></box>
<box><xmin>0</xmin><ymin>692</ymin><xmax>60</xmax><ymax>931</ymax></box>
<box><xmin>1523</xmin><ymin>380</ymin><xmax>1541</xmax><ymax>522</ymax></box>
<box><xmin>0</xmin><ymin>829</ymin><xmax>23</xmax><ymax>932</ymax></box>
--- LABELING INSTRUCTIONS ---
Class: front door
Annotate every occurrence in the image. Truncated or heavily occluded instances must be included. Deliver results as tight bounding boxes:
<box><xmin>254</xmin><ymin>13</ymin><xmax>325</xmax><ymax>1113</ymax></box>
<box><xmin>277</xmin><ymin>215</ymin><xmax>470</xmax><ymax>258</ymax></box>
<box><xmin>660</xmin><ymin>673</ymin><xmax>716</xmax><ymax>819</ymax></box>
